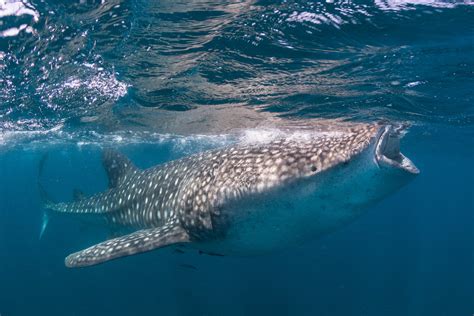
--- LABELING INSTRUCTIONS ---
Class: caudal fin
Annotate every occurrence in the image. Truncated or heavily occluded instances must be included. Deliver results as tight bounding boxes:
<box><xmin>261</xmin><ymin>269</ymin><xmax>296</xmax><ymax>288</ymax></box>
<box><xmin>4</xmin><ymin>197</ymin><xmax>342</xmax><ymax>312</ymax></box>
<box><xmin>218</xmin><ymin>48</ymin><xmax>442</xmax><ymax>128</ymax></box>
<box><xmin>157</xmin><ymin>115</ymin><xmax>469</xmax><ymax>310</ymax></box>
<box><xmin>39</xmin><ymin>211</ymin><xmax>50</xmax><ymax>239</ymax></box>
<box><xmin>38</xmin><ymin>154</ymin><xmax>54</xmax><ymax>239</ymax></box>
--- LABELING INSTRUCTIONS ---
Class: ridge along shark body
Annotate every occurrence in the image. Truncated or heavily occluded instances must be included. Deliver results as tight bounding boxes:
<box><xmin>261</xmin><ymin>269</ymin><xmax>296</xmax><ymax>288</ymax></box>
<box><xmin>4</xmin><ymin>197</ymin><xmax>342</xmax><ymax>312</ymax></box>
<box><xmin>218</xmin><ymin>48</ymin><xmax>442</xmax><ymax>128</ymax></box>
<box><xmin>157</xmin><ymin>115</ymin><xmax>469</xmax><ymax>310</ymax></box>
<box><xmin>43</xmin><ymin>122</ymin><xmax>419</xmax><ymax>268</ymax></box>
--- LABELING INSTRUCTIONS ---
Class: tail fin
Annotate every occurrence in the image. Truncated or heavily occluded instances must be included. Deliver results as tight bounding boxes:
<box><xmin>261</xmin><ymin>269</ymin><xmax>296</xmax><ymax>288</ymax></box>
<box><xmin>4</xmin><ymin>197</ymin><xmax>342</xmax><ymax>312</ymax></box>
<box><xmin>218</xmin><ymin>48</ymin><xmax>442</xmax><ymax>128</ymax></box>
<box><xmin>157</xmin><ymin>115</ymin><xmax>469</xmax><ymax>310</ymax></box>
<box><xmin>40</xmin><ymin>211</ymin><xmax>50</xmax><ymax>239</ymax></box>
<box><xmin>38</xmin><ymin>154</ymin><xmax>54</xmax><ymax>239</ymax></box>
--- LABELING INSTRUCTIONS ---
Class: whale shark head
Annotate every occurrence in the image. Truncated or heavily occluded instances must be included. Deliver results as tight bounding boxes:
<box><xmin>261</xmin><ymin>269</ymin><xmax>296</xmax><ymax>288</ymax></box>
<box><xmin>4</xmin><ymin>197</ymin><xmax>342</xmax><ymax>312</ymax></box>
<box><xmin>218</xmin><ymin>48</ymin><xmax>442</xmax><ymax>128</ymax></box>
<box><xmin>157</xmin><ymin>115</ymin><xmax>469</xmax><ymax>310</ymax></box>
<box><xmin>239</xmin><ymin>122</ymin><xmax>419</xmax><ymax>193</ymax></box>
<box><xmin>206</xmin><ymin>122</ymin><xmax>419</xmax><ymax>254</ymax></box>
<box><xmin>296</xmin><ymin>122</ymin><xmax>419</xmax><ymax>206</ymax></box>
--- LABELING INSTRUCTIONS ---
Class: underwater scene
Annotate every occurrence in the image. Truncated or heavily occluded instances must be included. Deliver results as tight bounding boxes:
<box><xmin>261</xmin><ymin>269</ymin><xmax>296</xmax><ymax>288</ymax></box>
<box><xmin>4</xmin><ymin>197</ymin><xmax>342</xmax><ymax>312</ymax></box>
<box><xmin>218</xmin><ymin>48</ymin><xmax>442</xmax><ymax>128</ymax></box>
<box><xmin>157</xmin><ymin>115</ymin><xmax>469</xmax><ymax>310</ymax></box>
<box><xmin>1</xmin><ymin>0</ymin><xmax>473</xmax><ymax>315</ymax></box>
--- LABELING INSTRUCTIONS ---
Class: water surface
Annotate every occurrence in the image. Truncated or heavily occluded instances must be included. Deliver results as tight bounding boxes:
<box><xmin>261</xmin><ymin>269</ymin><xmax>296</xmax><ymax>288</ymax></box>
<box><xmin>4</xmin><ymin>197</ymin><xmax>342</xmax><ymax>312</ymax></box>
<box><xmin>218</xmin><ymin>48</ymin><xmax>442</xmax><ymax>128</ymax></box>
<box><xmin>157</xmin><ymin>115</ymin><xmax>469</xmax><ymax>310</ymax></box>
<box><xmin>0</xmin><ymin>0</ymin><xmax>473</xmax><ymax>315</ymax></box>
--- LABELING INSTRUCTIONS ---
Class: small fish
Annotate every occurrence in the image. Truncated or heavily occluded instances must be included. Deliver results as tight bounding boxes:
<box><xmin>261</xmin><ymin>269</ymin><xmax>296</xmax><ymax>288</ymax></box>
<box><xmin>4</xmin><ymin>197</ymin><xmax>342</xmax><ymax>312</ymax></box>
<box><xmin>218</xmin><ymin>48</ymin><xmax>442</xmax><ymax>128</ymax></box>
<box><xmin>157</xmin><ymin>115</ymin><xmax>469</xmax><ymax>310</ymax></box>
<box><xmin>178</xmin><ymin>263</ymin><xmax>198</xmax><ymax>270</ymax></box>
<box><xmin>198</xmin><ymin>250</ymin><xmax>225</xmax><ymax>257</ymax></box>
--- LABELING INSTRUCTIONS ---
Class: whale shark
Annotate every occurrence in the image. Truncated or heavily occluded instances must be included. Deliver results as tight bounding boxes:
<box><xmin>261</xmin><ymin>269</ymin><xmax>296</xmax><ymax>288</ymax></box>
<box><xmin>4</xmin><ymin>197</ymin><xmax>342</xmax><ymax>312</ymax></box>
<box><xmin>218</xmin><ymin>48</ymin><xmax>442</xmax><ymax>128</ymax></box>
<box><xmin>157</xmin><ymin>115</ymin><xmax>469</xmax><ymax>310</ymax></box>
<box><xmin>42</xmin><ymin>122</ymin><xmax>419</xmax><ymax>268</ymax></box>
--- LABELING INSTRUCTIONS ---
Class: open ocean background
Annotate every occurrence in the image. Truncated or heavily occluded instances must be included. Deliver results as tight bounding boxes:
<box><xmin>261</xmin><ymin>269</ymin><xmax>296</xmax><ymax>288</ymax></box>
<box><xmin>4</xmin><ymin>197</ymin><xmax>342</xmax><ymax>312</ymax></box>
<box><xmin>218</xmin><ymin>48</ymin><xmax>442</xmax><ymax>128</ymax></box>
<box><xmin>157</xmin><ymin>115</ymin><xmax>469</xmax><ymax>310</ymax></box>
<box><xmin>1</xmin><ymin>0</ymin><xmax>473</xmax><ymax>315</ymax></box>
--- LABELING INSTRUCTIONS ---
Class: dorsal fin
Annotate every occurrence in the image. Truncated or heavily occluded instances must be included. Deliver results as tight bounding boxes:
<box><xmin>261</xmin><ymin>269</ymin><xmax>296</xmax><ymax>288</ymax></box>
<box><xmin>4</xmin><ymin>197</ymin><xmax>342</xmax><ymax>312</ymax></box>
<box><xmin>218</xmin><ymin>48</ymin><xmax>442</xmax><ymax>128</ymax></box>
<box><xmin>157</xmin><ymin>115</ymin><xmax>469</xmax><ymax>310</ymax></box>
<box><xmin>73</xmin><ymin>188</ymin><xmax>85</xmax><ymax>201</ymax></box>
<box><xmin>102</xmin><ymin>149</ymin><xmax>138</xmax><ymax>188</ymax></box>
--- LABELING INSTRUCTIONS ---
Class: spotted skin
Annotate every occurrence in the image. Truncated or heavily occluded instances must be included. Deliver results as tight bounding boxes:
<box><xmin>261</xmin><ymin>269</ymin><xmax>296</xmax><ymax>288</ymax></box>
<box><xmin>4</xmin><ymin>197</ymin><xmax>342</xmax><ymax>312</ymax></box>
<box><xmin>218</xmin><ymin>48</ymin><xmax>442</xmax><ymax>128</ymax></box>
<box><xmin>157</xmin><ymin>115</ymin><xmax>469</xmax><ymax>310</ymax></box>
<box><xmin>65</xmin><ymin>219</ymin><xmax>188</xmax><ymax>267</ymax></box>
<box><xmin>45</xmin><ymin>123</ymin><xmax>414</xmax><ymax>267</ymax></box>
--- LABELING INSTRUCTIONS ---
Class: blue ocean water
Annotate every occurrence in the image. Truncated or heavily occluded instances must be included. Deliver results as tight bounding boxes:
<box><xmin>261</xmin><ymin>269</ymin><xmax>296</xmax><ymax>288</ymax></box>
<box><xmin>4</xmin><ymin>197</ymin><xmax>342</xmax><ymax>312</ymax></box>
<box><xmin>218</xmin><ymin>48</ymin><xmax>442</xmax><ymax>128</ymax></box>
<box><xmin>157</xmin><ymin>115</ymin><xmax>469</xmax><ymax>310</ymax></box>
<box><xmin>1</xmin><ymin>0</ymin><xmax>473</xmax><ymax>315</ymax></box>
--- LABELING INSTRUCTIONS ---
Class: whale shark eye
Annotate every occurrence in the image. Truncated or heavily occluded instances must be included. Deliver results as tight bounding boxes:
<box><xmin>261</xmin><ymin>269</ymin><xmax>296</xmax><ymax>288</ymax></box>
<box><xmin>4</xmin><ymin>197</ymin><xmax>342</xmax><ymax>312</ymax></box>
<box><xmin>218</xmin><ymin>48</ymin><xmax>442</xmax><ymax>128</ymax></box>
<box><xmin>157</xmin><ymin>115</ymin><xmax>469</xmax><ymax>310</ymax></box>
<box><xmin>310</xmin><ymin>165</ymin><xmax>317</xmax><ymax>172</ymax></box>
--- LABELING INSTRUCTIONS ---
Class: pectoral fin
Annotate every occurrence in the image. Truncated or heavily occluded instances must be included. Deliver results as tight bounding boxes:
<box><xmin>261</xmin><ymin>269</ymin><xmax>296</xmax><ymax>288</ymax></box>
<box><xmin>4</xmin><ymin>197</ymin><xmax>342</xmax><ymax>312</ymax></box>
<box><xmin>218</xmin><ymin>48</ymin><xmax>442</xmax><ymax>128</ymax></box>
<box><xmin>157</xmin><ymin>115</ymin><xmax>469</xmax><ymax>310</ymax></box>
<box><xmin>65</xmin><ymin>220</ymin><xmax>189</xmax><ymax>268</ymax></box>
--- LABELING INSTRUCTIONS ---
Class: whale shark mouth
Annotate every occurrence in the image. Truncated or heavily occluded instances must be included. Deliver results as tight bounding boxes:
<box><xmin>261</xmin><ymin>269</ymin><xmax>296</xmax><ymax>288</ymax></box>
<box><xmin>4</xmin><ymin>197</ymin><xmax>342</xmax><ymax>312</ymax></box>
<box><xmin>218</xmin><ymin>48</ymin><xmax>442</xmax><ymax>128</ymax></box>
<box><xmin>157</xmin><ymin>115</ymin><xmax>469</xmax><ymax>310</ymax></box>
<box><xmin>375</xmin><ymin>124</ymin><xmax>420</xmax><ymax>174</ymax></box>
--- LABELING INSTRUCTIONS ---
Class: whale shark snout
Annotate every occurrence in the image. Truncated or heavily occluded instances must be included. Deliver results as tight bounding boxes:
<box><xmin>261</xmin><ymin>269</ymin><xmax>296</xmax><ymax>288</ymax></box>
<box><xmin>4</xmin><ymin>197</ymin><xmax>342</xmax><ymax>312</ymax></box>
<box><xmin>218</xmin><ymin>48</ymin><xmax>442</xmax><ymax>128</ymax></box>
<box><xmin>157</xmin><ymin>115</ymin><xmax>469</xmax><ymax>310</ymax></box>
<box><xmin>375</xmin><ymin>124</ymin><xmax>419</xmax><ymax>175</ymax></box>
